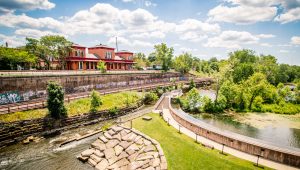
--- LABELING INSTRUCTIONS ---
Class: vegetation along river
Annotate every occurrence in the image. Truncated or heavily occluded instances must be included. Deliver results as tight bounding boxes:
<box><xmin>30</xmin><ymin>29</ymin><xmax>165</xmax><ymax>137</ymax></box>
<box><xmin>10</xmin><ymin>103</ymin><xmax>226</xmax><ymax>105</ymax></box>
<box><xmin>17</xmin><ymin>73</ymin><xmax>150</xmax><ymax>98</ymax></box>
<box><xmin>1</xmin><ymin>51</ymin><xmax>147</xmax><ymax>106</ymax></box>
<box><xmin>190</xmin><ymin>90</ymin><xmax>300</xmax><ymax>149</ymax></box>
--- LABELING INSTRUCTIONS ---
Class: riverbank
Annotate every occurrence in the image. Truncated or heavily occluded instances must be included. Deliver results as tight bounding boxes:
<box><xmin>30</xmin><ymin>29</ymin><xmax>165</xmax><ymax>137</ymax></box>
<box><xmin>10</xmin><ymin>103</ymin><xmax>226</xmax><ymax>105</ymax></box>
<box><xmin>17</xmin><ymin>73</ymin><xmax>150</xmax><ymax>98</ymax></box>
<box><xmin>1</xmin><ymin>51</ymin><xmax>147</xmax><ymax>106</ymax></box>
<box><xmin>131</xmin><ymin>113</ymin><xmax>268</xmax><ymax>170</ymax></box>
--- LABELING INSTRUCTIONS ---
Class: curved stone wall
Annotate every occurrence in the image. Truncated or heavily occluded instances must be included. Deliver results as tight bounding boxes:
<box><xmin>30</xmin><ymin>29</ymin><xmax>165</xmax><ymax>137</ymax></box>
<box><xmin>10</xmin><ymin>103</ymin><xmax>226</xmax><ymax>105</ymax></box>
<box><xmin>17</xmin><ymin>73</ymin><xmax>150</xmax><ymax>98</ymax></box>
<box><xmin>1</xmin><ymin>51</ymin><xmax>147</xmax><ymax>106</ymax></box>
<box><xmin>164</xmin><ymin>95</ymin><xmax>300</xmax><ymax>168</ymax></box>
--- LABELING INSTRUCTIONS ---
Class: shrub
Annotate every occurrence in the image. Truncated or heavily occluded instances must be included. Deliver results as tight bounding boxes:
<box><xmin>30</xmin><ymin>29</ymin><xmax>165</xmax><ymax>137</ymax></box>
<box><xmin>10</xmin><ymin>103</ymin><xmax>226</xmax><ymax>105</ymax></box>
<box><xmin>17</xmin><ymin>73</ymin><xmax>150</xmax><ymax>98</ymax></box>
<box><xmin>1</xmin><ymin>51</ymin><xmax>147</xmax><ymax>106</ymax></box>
<box><xmin>90</xmin><ymin>90</ymin><xmax>102</xmax><ymax>113</ymax></box>
<box><xmin>252</xmin><ymin>96</ymin><xmax>264</xmax><ymax>112</ymax></box>
<box><xmin>108</xmin><ymin>107</ymin><xmax>119</xmax><ymax>116</ymax></box>
<box><xmin>143</xmin><ymin>92</ymin><xmax>158</xmax><ymax>104</ymax></box>
<box><xmin>47</xmin><ymin>81</ymin><xmax>67</xmax><ymax>119</ymax></box>
<box><xmin>188</xmin><ymin>79</ymin><xmax>196</xmax><ymax>90</ymax></box>
<box><xmin>97</xmin><ymin>60</ymin><xmax>107</xmax><ymax>73</ymax></box>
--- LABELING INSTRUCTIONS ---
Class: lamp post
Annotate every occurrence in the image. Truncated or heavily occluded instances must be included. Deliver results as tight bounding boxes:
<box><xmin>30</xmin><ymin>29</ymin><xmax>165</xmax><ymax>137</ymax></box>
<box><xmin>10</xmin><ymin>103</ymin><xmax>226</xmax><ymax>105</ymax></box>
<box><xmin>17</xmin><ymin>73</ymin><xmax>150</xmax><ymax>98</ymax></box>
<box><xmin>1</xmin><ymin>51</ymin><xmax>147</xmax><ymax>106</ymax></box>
<box><xmin>168</xmin><ymin>118</ymin><xmax>170</xmax><ymax>126</ymax></box>
<box><xmin>255</xmin><ymin>149</ymin><xmax>265</xmax><ymax>167</ymax></box>
<box><xmin>178</xmin><ymin>124</ymin><xmax>181</xmax><ymax>134</ymax></box>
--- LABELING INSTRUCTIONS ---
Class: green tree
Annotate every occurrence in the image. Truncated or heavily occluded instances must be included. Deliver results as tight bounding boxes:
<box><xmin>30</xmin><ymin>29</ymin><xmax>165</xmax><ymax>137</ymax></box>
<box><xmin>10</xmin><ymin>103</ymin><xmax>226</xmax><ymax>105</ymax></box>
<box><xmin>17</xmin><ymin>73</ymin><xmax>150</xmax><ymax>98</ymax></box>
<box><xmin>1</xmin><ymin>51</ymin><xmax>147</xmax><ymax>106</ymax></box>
<box><xmin>173</xmin><ymin>53</ymin><xmax>193</xmax><ymax>74</ymax></box>
<box><xmin>47</xmin><ymin>81</ymin><xmax>67</xmax><ymax>119</ymax></box>
<box><xmin>186</xmin><ymin>88</ymin><xmax>202</xmax><ymax>112</ymax></box>
<box><xmin>232</xmin><ymin>63</ymin><xmax>254</xmax><ymax>83</ymax></box>
<box><xmin>0</xmin><ymin>46</ymin><xmax>37</xmax><ymax>70</ymax></box>
<box><xmin>97</xmin><ymin>60</ymin><xmax>107</xmax><ymax>73</ymax></box>
<box><xmin>154</xmin><ymin>43</ymin><xmax>174</xmax><ymax>72</ymax></box>
<box><xmin>244</xmin><ymin>73</ymin><xmax>269</xmax><ymax>109</ymax></box>
<box><xmin>26</xmin><ymin>35</ymin><xmax>72</xmax><ymax>70</ymax></box>
<box><xmin>90</xmin><ymin>90</ymin><xmax>102</xmax><ymax>113</ymax></box>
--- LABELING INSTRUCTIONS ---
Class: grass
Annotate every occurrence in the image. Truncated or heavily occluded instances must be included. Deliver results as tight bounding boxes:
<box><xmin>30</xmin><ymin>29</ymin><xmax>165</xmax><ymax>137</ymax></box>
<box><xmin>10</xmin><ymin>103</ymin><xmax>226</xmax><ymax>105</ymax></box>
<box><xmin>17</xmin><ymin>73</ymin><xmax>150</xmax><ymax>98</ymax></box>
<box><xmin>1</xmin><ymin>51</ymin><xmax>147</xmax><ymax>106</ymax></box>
<box><xmin>132</xmin><ymin>113</ymin><xmax>272</xmax><ymax>170</ymax></box>
<box><xmin>261</xmin><ymin>103</ymin><xmax>300</xmax><ymax>115</ymax></box>
<box><xmin>0</xmin><ymin>91</ymin><xmax>142</xmax><ymax>123</ymax></box>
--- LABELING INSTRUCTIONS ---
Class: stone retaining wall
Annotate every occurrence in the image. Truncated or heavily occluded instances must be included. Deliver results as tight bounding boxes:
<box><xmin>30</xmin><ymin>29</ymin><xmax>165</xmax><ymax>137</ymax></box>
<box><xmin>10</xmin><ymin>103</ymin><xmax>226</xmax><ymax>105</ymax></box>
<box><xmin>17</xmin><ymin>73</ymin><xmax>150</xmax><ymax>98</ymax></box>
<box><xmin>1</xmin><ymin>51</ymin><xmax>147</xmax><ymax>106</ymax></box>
<box><xmin>0</xmin><ymin>72</ymin><xmax>185</xmax><ymax>105</ymax></box>
<box><xmin>0</xmin><ymin>103</ymin><xmax>143</xmax><ymax>148</ymax></box>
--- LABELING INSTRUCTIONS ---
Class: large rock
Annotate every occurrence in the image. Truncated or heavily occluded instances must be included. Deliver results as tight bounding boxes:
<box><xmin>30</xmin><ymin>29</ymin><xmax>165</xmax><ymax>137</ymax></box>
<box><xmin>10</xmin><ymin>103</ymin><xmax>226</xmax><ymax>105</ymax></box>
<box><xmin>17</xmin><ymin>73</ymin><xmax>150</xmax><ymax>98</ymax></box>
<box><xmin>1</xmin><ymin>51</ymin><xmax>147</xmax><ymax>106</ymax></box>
<box><xmin>81</xmin><ymin>149</ymin><xmax>95</xmax><ymax>157</ymax></box>
<box><xmin>91</xmin><ymin>140</ymin><xmax>106</xmax><ymax>151</ymax></box>
<box><xmin>119</xmin><ymin>141</ymin><xmax>132</xmax><ymax>149</ymax></box>
<box><xmin>90</xmin><ymin>154</ymin><xmax>102</xmax><ymax>163</ymax></box>
<box><xmin>144</xmin><ymin>145</ymin><xmax>156</xmax><ymax>152</ymax></box>
<box><xmin>106</xmin><ymin>139</ymin><xmax>119</xmax><ymax>149</ymax></box>
<box><xmin>94</xmin><ymin>150</ymin><xmax>104</xmax><ymax>158</ymax></box>
<box><xmin>99</xmin><ymin>136</ymin><xmax>108</xmax><ymax>143</ymax></box>
<box><xmin>95</xmin><ymin>159</ymin><xmax>109</xmax><ymax>170</ymax></box>
<box><xmin>104</xmin><ymin>148</ymin><xmax>115</xmax><ymax>159</ymax></box>
<box><xmin>111</xmin><ymin>126</ymin><xmax>123</xmax><ymax>132</ymax></box>
<box><xmin>104</xmin><ymin>132</ymin><xmax>112</xmax><ymax>140</ymax></box>
<box><xmin>88</xmin><ymin>158</ymin><xmax>97</xmax><ymax>167</ymax></box>
<box><xmin>114</xmin><ymin>145</ymin><xmax>124</xmax><ymax>156</ymax></box>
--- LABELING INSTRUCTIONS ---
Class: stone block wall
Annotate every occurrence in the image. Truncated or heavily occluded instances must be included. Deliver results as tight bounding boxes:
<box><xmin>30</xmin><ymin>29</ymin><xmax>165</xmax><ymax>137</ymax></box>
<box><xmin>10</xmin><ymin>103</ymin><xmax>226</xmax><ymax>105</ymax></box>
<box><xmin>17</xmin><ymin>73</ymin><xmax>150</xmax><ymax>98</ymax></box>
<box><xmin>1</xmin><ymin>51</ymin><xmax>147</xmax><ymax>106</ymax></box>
<box><xmin>0</xmin><ymin>103</ymin><xmax>142</xmax><ymax>148</ymax></box>
<box><xmin>0</xmin><ymin>72</ymin><xmax>185</xmax><ymax>105</ymax></box>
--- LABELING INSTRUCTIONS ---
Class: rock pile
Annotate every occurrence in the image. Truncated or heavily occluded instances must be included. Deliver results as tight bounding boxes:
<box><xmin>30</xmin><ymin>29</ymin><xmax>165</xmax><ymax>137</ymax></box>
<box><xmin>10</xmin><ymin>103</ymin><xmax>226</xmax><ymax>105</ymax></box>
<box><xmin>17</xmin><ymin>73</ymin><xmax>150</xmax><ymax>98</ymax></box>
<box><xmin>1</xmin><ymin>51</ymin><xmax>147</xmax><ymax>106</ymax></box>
<box><xmin>77</xmin><ymin>125</ymin><xmax>167</xmax><ymax>170</ymax></box>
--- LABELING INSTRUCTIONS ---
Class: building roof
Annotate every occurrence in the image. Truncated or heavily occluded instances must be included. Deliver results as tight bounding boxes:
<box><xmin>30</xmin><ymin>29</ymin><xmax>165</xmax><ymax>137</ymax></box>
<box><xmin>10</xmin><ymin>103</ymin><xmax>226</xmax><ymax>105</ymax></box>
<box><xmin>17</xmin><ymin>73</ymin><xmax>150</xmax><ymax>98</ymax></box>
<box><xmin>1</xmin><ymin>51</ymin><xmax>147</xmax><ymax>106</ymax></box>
<box><xmin>115</xmin><ymin>50</ymin><xmax>133</xmax><ymax>54</ymax></box>
<box><xmin>115</xmin><ymin>55</ymin><xmax>124</xmax><ymax>60</ymax></box>
<box><xmin>72</xmin><ymin>44</ymin><xmax>86</xmax><ymax>48</ymax></box>
<box><xmin>89</xmin><ymin>44</ymin><xmax>115</xmax><ymax>50</ymax></box>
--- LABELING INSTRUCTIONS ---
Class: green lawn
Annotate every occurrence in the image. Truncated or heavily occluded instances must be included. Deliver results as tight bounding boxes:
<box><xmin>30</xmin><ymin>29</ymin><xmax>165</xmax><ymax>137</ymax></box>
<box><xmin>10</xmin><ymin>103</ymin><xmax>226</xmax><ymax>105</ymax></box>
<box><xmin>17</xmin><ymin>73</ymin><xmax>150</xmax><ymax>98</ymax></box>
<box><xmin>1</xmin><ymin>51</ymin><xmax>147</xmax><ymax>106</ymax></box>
<box><xmin>133</xmin><ymin>113</ymin><xmax>271</xmax><ymax>170</ymax></box>
<box><xmin>0</xmin><ymin>91</ymin><xmax>142</xmax><ymax>123</ymax></box>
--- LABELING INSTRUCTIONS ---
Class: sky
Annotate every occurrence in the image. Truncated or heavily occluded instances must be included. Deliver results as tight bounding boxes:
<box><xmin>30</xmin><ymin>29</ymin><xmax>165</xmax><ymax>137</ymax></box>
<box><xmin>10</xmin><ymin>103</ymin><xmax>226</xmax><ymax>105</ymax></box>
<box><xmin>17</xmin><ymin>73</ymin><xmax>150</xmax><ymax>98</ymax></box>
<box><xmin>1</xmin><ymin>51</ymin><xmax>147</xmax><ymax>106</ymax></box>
<box><xmin>0</xmin><ymin>0</ymin><xmax>299</xmax><ymax>65</ymax></box>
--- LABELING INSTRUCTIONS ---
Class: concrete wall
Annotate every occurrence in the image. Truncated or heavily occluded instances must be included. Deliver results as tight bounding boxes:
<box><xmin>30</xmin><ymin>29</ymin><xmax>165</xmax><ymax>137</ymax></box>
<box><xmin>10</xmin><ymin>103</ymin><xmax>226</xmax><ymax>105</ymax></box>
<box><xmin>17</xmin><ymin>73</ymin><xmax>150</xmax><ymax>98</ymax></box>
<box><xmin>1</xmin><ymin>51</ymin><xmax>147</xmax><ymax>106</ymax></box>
<box><xmin>0</xmin><ymin>103</ymin><xmax>142</xmax><ymax>148</ymax></box>
<box><xmin>0</xmin><ymin>72</ymin><xmax>184</xmax><ymax>105</ymax></box>
<box><xmin>167</xmin><ymin>100</ymin><xmax>300</xmax><ymax>168</ymax></box>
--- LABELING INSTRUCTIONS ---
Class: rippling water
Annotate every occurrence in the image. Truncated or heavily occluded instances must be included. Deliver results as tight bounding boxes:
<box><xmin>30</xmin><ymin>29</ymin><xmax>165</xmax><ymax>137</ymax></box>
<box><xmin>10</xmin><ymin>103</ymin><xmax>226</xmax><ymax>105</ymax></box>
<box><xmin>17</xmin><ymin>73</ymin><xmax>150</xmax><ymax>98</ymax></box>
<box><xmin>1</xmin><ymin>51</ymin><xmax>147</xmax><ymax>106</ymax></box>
<box><xmin>0</xmin><ymin>122</ymin><xmax>110</xmax><ymax>170</ymax></box>
<box><xmin>193</xmin><ymin>90</ymin><xmax>300</xmax><ymax>149</ymax></box>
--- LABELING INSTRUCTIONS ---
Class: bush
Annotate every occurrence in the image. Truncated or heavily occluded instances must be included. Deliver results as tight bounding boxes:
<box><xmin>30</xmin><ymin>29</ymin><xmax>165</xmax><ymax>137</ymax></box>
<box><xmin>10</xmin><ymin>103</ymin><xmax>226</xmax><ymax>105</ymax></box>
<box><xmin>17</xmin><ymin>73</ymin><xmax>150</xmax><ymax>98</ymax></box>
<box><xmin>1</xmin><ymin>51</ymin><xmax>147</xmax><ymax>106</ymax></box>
<box><xmin>47</xmin><ymin>81</ymin><xmax>67</xmax><ymax>119</ymax></box>
<box><xmin>143</xmin><ymin>92</ymin><xmax>158</xmax><ymax>104</ymax></box>
<box><xmin>97</xmin><ymin>60</ymin><xmax>107</xmax><ymax>73</ymax></box>
<box><xmin>252</xmin><ymin>96</ymin><xmax>264</xmax><ymax>112</ymax></box>
<box><xmin>90</xmin><ymin>90</ymin><xmax>102</xmax><ymax>113</ymax></box>
<box><xmin>108</xmin><ymin>107</ymin><xmax>119</xmax><ymax>116</ymax></box>
<box><xmin>188</xmin><ymin>79</ymin><xmax>196</xmax><ymax>90</ymax></box>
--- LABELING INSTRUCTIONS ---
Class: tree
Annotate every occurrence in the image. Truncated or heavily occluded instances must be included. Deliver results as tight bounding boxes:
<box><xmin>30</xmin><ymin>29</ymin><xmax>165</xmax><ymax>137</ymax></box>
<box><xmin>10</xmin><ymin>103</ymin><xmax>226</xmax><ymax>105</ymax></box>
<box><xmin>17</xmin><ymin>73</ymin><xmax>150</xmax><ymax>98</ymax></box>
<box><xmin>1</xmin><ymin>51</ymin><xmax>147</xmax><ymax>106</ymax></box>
<box><xmin>173</xmin><ymin>53</ymin><xmax>193</xmax><ymax>74</ymax></box>
<box><xmin>97</xmin><ymin>60</ymin><xmax>107</xmax><ymax>73</ymax></box>
<box><xmin>244</xmin><ymin>73</ymin><xmax>269</xmax><ymax>109</ymax></box>
<box><xmin>90</xmin><ymin>90</ymin><xmax>102</xmax><ymax>113</ymax></box>
<box><xmin>154</xmin><ymin>43</ymin><xmax>174</xmax><ymax>72</ymax></box>
<box><xmin>26</xmin><ymin>35</ymin><xmax>72</xmax><ymax>70</ymax></box>
<box><xmin>0</xmin><ymin>46</ymin><xmax>37</xmax><ymax>70</ymax></box>
<box><xmin>133</xmin><ymin>52</ymin><xmax>149</xmax><ymax>70</ymax></box>
<box><xmin>232</xmin><ymin>63</ymin><xmax>254</xmax><ymax>83</ymax></box>
<box><xmin>47</xmin><ymin>81</ymin><xmax>67</xmax><ymax>119</ymax></box>
<box><xmin>186</xmin><ymin>88</ymin><xmax>202</xmax><ymax>112</ymax></box>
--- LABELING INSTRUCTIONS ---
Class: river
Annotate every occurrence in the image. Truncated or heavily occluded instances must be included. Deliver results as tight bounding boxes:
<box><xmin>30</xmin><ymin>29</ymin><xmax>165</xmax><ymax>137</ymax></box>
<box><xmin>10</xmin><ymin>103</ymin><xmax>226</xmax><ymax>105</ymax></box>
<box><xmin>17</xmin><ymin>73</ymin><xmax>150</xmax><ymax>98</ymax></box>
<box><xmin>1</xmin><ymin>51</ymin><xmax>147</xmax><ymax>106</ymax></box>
<box><xmin>191</xmin><ymin>89</ymin><xmax>300</xmax><ymax>149</ymax></box>
<box><xmin>0</xmin><ymin>121</ymin><xmax>112</xmax><ymax>170</ymax></box>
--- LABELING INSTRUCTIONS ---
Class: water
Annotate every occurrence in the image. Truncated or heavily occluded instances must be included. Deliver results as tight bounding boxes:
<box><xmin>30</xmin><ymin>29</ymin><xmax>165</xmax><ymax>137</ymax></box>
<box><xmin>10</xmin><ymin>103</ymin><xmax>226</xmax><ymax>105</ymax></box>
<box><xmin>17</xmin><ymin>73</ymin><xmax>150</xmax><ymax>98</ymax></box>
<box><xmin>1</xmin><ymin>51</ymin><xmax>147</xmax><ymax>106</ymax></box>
<box><xmin>192</xmin><ymin>90</ymin><xmax>300</xmax><ymax>149</ymax></box>
<box><xmin>0</xmin><ymin>121</ymin><xmax>112</xmax><ymax>170</ymax></box>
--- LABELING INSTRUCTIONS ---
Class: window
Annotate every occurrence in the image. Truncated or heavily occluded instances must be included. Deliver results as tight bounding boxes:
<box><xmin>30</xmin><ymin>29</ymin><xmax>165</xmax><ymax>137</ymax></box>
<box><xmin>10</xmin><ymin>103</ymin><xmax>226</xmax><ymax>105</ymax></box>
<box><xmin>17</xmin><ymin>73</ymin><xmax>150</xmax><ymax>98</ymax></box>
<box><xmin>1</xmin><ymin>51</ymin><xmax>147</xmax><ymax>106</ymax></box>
<box><xmin>78</xmin><ymin>62</ymin><xmax>83</xmax><ymax>70</ymax></box>
<box><xmin>86</xmin><ymin>62</ymin><xmax>89</xmax><ymax>69</ymax></box>
<box><xmin>105</xmin><ymin>51</ymin><xmax>112</xmax><ymax>59</ymax></box>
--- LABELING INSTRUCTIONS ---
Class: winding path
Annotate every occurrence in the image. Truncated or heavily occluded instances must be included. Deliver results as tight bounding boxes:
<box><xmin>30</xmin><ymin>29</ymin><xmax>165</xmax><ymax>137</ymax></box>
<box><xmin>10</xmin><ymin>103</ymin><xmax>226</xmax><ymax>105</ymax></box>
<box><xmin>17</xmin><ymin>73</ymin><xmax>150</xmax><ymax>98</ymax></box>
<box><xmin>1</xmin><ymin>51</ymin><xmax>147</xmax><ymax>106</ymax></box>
<box><xmin>154</xmin><ymin>91</ymin><xmax>299</xmax><ymax>170</ymax></box>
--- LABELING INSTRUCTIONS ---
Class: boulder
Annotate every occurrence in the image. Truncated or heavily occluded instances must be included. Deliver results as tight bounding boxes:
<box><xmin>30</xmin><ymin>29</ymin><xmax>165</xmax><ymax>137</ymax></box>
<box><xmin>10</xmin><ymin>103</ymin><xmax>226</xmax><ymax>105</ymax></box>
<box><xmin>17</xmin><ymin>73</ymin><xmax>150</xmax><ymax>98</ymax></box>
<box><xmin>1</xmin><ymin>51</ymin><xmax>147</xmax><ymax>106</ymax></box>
<box><xmin>88</xmin><ymin>158</ymin><xmax>97</xmax><ymax>167</ymax></box>
<box><xmin>90</xmin><ymin>154</ymin><xmax>102</xmax><ymax>163</ymax></box>
<box><xmin>81</xmin><ymin>149</ymin><xmax>95</xmax><ymax>157</ymax></box>
<box><xmin>77</xmin><ymin>155</ymin><xmax>89</xmax><ymax>162</ymax></box>
<box><xmin>94</xmin><ymin>150</ymin><xmax>104</xmax><ymax>158</ymax></box>
<box><xmin>142</xmin><ymin>116</ymin><xmax>152</xmax><ymax>121</ymax></box>
<box><xmin>114</xmin><ymin>145</ymin><xmax>124</xmax><ymax>156</ymax></box>
<box><xmin>111</xmin><ymin>126</ymin><xmax>123</xmax><ymax>132</ymax></box>
<box><xmin>104</xmin><ymin>148</ymin><xmax>115</xmax><ymax>159</ymax></box>
<box><xmin>99</xmin><ymin>135</ymin><xmax>108</xmax><ymax>143</ymax></box>
<box><xmin>95</xmin><ymin>159</ymin><xmax>109</xmax><ymax>170</ymax></box>
<box><xmin>106</xmin><ymin>139</ymin><xmax>119</xmax><ymax>149</ymax></box>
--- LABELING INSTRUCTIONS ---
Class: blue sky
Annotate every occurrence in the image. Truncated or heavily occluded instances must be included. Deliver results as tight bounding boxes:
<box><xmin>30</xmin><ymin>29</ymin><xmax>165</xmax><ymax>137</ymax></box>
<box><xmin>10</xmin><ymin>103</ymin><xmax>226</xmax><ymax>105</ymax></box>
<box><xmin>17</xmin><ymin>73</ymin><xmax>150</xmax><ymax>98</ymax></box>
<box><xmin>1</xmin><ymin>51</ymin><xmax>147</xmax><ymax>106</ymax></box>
<box><xmin>0</xmin><ymin>0</ymin><xmax>299</xmax><ymax>64</ymax></box>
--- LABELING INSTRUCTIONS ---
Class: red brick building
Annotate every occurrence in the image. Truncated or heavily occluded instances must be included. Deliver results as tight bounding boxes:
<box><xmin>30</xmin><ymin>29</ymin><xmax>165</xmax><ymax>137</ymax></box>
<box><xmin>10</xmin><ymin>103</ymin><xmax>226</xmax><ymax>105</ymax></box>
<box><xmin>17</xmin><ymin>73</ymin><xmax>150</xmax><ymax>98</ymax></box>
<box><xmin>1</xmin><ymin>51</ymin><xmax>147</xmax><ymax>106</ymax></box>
<box><xmin>66</xmin><ymin>44</ymin><xmax>135</xmax><ymax>70</ymax></box>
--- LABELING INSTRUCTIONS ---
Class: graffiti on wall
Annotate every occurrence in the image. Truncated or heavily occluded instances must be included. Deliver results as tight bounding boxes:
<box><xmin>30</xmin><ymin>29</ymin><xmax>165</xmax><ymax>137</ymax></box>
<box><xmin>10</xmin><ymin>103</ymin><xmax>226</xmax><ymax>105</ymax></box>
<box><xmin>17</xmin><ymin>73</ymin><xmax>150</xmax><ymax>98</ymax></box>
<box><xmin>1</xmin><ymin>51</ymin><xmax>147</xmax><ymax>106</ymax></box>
<box><xmin>22</xmin><ymin>90</ymin><xmax>47</xmax><ymax>101</ymax></box>
<box><xmin>0</xmin><ymin>91</ymin><xmax>22</xmax><ymax>105</ymax></box>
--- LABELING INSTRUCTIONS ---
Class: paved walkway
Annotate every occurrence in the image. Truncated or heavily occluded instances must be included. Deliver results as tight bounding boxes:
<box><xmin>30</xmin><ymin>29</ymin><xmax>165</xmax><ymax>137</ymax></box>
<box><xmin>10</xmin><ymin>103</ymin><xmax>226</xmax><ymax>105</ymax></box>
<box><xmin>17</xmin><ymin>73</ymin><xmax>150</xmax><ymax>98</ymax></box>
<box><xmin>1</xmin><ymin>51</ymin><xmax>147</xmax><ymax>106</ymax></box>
<box><xmin>156</xmin><ymin>95</ymin><xmax>299</xmax><ymax>170</ymax></box>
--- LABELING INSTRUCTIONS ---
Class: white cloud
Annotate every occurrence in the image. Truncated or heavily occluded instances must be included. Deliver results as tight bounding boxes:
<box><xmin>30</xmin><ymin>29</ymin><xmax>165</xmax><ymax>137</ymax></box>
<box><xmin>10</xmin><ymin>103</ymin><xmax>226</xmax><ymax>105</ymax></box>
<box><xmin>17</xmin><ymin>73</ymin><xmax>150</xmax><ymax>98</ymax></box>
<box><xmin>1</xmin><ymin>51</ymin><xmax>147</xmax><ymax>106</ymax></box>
<box><xmin>176</xmin><ymin>19</ymin><xmax>220</xmax><ymax>42</ymax></box>
<box><xmin>280</xmin><ymin>49</ymin><xmax>289</xmax><ymax>53</ymax></box>
<box><xmin>0</xmin><ymin>34</ymin><xmax>24</xmax><ymax>47</ymax></box>
<box><xmin>15</xmin><ymin>28</ymin><xmax>65</xmax><ymax>39</ymax></box>
<box><xmin>208</xmin><ymin>5</ymin><xmax>277</xmax><ymax>24</ymax></box>
<box><xmin>145</xmin><ymin>1</ymin><xmax>157</xmax><ymax>7</ymax></box>
<box><xmin>0</xmin><ymin>0</ymin><xmax>55</xmax><ymax>12</ymax></box>
<box><xmin>210</xmin><ymin>0</ymin><xmax>300</xmax><ymax>24</ymax></box>
<box><xmin>257</xmin><ymin>34</ymin><xmax>276</xmax><ymax>38</ymax></box>
<box><xmin>108</xmin><ymin>36</ymin><xmax>153</xmax><ymax>48</ymax></box>
<box><xmin>291</xmin><ymin>36</ymin><xmax>300</xmax><ymax>45</ymax></box>
<box><xmin>275</xmin><ymin>7</ymin><xmax>300</xmax><ymax>23</ymax></box>
<box><xmin>204</xmin><ymin>30</ymin><xmax>259</xmax><ymax>49</ymax></box>
<box><xmin>260</xmin><ymin>43</ymin><xmax>272</xmax><ymax>47</ymax></box>
<box><xmin>130</xmin><ymin>31</ymin><xmax>165</xmax><ymax>39</ymax></box>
